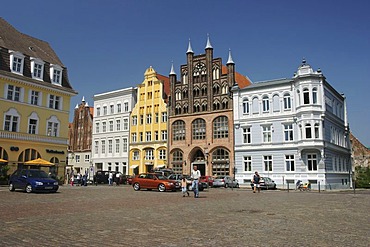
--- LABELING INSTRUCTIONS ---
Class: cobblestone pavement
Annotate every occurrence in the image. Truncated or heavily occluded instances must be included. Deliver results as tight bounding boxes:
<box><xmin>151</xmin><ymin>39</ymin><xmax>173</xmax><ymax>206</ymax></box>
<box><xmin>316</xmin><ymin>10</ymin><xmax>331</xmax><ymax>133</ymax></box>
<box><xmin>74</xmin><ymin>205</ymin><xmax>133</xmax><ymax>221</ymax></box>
<box><xmin>0</xmin><ymin>185</ymin><xmax>369</xmax><ymax>247</ymax></box>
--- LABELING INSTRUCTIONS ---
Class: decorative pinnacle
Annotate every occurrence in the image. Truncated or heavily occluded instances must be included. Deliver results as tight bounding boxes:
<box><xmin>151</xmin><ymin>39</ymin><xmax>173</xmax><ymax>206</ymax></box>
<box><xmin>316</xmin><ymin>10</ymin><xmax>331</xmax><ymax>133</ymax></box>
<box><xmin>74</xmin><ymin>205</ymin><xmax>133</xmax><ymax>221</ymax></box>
<box><xmin>186</xmin><ymin>39</ymin><xmax>194</xmax><ymax>54</ymax></box>
<box><xmin>227</xmin><ymin>49</ymin><xmax>234</xmax><ymax>64</ymax></box>
<box><xmin>205</xmin><ymin>33</ymin><xmax>213</xmax><ymax>49</ymax></box>
<box><xmin>170</xmin><ymin>61</ymin><xmax>176</xmax><ymax>75</ymax></box>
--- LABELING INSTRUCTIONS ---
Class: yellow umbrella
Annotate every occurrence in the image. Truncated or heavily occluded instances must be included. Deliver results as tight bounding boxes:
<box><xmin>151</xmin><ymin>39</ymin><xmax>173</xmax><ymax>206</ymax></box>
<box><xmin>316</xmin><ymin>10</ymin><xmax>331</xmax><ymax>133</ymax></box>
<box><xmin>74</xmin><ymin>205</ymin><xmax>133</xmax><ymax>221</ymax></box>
<box><xmin>25</xmin><ymin>158</ymin><xmax>54</xmax><ymax>166</ymax></box>
<box><xmin>0</xmin><ymin>158</ymin><xmax>8</xmax><ymax>163</ymax></box>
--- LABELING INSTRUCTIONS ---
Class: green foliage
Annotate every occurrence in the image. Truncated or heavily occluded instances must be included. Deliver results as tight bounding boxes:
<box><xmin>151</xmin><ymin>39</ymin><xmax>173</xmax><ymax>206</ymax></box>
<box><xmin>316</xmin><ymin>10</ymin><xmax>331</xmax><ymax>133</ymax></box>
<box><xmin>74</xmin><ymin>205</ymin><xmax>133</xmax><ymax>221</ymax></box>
<box><xmin>355</xmin><ymin>166</ymin><xmax>370</xmax><ymax>188</ymax></box>
<box><xmin>0</xmin><ymin>165</ymin><xmax>10</xmax><ymax>182</ymax></box>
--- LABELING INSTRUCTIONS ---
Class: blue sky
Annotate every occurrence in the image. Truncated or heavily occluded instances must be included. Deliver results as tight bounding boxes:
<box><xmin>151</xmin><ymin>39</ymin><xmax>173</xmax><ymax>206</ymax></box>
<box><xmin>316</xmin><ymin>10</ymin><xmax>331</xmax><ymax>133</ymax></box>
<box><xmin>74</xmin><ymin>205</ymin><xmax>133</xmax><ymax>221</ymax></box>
<box><xmin>2</xmin><ymin>0</ymin><xmax>370</xmax><ymax>146</ymax></box>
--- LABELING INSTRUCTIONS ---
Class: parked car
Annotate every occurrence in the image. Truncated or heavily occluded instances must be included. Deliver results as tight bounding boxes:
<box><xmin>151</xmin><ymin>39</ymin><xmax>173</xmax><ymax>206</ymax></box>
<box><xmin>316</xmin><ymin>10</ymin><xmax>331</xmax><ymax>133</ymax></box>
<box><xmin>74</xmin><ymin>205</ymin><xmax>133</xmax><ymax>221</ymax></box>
<box><xmin>8</xmin><ymin>169</ymin><xmax>59</xmax><ymax>193</ymax></box>
<box><xmin>213</xmin><ymin>175</ymin><xmax>239</xmax><ymax>188</ymax></box>
<box><xmin>132</xmin><ymin>173</ymin><xmax>179</xmax><ymax>192</ymax></box>
<box><xmin>167</xmin><ymin>174</ymin><xmax>206</xmax><ymax>191</ymax></box>
<box><xmin>94</xmin><ymin>171</ymin><xmax>126</xmax><ymax>185</ymax></box>
<box><xmin>200</xmin><ymin>175</ymin><xmax>214</xmax><ymax>187</ymax></box>
<box><xmin>250</xmin><ymin>176</ymin><xmax>277</xmax><ymax>190</ymax></box>
<box><xmin>154</xmin><ymin>168</ymin><xmax>174</xmax><ymax>177</ymax></box>
<box><xmin>127</xmin><ymin>175</ymin><xmax>134</xmax><ymax>185</ymax></box>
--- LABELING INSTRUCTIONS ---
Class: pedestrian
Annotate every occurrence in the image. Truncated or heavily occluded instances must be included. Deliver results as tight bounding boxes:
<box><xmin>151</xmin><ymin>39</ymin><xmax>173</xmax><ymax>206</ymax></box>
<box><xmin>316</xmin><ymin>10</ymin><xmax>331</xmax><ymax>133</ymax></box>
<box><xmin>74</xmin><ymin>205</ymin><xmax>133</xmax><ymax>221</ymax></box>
<box><xmin>191</xmin><ymin>165</ymin><xmax>201</xmax><ymax>198</ymax></box>
<box><xmin>108</xmin><ymin>172</ymin><xmax>113</xmax><ymax>186</ymax></box>
<box><xmin>115</xmin><ymin>172</ymin><xmax>121</xmax><ymax>186</ymax></box>
<box><xmin>252</xmin><ymin>171</ymin><xmax>261</xmax><ymax>193</ymax></box>
<box><xmin>181</xmin><ymin>177</ymin><xmax>190</xmax><ymax>197</ymax></box>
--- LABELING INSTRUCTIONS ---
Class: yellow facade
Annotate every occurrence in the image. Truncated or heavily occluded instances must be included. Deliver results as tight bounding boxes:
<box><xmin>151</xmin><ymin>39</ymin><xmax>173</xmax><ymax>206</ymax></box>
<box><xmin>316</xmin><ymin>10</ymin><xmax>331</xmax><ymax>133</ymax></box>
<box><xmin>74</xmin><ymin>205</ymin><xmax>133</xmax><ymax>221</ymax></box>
<box><xmin>129</xmin><ymin>67</ymin><xmax>168</xmax><ymax>175</ymax></box>
<box><xmin>0</xmin><ymin>76</ymin><xmax>76</xmax><ymax>182</ymax></box>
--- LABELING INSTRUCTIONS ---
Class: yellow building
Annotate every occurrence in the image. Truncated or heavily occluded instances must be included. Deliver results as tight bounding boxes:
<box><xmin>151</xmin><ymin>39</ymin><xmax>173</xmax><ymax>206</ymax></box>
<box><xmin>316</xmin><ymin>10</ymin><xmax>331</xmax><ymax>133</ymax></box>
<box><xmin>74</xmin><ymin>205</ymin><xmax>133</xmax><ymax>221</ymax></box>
<box><xmin>0</xmin><ymin>18</ymin><xmax>77</xmax><ymax>183</ymax></box>
<box><xmin>129</xmin><ymin>67</ymin><xmax>169</xmax><ymax>175</ymax></box>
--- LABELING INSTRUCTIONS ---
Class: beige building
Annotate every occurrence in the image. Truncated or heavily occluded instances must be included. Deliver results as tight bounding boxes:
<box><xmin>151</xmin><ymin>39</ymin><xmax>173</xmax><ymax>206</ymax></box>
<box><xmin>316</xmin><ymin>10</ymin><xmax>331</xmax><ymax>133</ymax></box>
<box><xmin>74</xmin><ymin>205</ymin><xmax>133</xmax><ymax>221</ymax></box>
<box><xmin>0</xmin><ymin>18</ymin><xmax>77</xmax><ymax>183</ymax></box>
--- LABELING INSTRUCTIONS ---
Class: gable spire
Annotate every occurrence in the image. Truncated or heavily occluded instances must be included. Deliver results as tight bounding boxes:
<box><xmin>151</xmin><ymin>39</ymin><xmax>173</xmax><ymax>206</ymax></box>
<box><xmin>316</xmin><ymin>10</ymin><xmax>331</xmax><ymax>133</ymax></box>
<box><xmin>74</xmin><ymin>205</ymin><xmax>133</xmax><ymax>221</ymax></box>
<box><xmin>170</xmin><ymin>61</ymin><xmax>176</xmax><ymax>75</ymax></box>
<box><xmin>186</xmin><ymin>39</ymin><xmax>194</xmax><ymax>54</ymax></box>
<box><xmin>227</xmin><ymin>49</ymin><xmax>234</xmax><ymax>64</ymax></box>
<box><xmin>205</xmin><ymin>33</ymin><xmax>213</xmax><ymax>49</ymax></box>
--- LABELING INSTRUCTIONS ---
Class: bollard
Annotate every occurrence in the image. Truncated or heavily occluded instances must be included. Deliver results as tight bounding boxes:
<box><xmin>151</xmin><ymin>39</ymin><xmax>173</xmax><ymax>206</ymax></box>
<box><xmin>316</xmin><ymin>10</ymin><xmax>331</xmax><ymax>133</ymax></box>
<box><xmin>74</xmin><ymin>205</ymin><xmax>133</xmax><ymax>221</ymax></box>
<box><xmin>318</xmin><ymin>181</ymin><xmax>320</xmax><ymax>193</ymax></box>
<box><xmin>287</xmin><ymin>182</ymin><xmax>289</xmax><ymax>192</ymax></box>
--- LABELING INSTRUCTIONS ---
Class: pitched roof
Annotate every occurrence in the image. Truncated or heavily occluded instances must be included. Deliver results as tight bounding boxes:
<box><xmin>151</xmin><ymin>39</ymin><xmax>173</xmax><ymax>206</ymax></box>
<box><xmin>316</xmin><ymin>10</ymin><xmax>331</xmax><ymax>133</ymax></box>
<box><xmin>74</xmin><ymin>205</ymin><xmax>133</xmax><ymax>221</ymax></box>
<box><xmin>157</xmin><ymin>73</ymin><xmax>170</xmax><ymax>101</ymax></box>
<box><xmin>0</xmin><ymin>17</ymin><xmax>63</xmax><ymax>66</ymax></box>
<box><xmin>222</xmin><ymin>65</ymin><xmax>252</xmax><ymax>89</ymax></box>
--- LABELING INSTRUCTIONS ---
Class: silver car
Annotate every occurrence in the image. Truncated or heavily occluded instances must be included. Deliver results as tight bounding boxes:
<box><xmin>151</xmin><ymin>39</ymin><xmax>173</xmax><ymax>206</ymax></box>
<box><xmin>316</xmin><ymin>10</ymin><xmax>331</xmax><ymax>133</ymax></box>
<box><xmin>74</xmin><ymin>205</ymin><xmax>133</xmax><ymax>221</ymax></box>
<box><xmin>213</xmin><ymin>175</ymin><xmax>239</xmax><ymax>188</ymax></box>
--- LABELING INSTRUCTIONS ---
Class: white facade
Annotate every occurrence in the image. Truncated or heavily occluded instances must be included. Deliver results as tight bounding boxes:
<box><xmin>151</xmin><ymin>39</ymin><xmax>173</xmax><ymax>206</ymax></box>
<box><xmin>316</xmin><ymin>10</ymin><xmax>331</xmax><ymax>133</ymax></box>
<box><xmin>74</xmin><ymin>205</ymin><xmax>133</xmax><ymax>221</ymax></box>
<box><xmin>233</xmin><ymin>60</ymin><xmax>351</xmax><ymax>190</ymax></box>
<box><xmin>92</xmin><ymin>87</ymin><xmax>137</xmax><ymax>174</ymax></box>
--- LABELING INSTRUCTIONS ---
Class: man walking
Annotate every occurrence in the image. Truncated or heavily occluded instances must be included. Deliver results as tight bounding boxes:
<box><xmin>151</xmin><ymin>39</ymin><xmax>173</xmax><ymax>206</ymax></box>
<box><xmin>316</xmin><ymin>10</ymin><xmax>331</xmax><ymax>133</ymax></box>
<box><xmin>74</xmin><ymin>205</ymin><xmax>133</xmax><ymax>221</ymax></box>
<box><xmin>191</xmin><ymin>165</ymin><xmax>201</xmax><ymax>198</ymax></box>
<box><xmin>252</xmin><ymin>171</ymin><xmax>261</xmax><ymax>193</ymax></box>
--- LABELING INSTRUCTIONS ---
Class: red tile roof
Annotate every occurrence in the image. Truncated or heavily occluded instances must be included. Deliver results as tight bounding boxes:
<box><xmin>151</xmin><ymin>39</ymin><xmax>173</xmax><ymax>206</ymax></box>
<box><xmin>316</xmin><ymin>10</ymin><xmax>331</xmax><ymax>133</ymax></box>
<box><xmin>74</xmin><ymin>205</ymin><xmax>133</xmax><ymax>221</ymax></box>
<box><xmin>222</xmin><ymin>65</ymin><xmax>251</xmax><ymax>89</ymax></box>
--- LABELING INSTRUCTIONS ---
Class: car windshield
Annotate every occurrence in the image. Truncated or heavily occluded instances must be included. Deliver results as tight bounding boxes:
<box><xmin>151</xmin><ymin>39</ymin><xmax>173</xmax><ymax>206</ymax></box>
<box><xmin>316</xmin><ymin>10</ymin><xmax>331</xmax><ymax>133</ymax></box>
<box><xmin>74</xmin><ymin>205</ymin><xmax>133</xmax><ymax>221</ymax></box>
<box><xmin>28</xmin><ymin>170</ymin><xmax>49</xmax><ymax>178</ymax></box>
<box><xmin>156</xmin><ymin>174</ymin><xmax>168</xmax><ymax>180</ymax></box>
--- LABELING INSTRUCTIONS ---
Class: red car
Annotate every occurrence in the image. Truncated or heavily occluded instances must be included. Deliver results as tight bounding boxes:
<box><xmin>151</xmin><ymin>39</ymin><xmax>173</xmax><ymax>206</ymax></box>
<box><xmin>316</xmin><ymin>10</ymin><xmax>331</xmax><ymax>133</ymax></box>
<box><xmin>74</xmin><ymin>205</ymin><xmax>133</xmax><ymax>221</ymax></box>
<box><xmin>200</xmin><ymin>176</ymin><xmax>214</xmax><ymax>187</ymax></box>
<box><xmin>131</xmin><ymin>173</ymin><xmax>179</xmax><ymax>192</ymax></box>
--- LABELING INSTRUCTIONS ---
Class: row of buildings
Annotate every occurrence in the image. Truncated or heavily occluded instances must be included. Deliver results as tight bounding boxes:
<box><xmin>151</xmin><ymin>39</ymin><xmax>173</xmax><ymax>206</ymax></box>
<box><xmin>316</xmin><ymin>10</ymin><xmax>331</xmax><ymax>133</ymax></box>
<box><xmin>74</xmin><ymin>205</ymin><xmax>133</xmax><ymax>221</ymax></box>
<box><xmin>0</xmin><ymin>18</ymin><xmax>356</xmax><ymax>189</ymax></box>
<box><xmin>69</xmin><ymin>37</ymin><xmax>352</xmax><ymax>189</ymax></box>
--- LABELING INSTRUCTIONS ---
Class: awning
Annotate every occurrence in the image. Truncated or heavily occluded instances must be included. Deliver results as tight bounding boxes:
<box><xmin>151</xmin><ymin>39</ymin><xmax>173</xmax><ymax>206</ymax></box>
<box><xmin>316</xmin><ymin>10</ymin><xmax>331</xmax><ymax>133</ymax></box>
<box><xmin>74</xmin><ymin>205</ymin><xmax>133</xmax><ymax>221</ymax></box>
<box><xmin>24</xmin><ymin>158</ymin><xmax>54</xmax><ymax>166</ymax></box>
<box><xmin>0</xmin><ymin>158</ymin><xmax>8</xmax><ymax>163</ymax></box>
<box><xmin>130</xmin><ymin>165</ymin><xmax>138</xmax><ymax>169</ymax></box>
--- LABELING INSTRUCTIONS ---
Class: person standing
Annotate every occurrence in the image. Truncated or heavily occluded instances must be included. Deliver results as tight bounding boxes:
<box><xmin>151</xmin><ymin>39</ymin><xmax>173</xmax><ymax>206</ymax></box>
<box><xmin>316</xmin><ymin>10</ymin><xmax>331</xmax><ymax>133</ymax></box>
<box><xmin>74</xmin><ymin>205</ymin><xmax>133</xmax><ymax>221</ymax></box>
<box><xmin>181</xmin><ymin>177</ymin><xmax>190</xmax><ymax>197</ymax></box>
<box><xmin>191</xmin><ymin>165</ymin><xmax>201</xmax><ymax>198</ymax></box>
<box><xmin>252</xmin><ymin>171</ymin><xmax>261</xmax><ymax>193</ymax></box>
<box><xmin>108</xmin><ymin>172</ymin><xmax>113</xmax><ymax>186</ymax></box>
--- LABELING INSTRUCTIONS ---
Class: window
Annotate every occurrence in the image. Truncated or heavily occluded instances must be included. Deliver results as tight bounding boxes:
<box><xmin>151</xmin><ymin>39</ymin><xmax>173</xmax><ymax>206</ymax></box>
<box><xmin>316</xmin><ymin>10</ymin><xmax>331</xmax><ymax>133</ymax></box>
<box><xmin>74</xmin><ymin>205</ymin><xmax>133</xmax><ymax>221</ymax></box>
<box><xmin>50</xmin><ymin>64</ymin><xmax>63</xmax><ymax>85</ymax></box>
<box><xmin>147</xmin><ymin>114</ymin><xmax>152</xmax><ymax>124</ymax></box>
<box><xmin>284</xmin><ymin>124</ymin><xmax>293</xmax><ymax>141</ymax></box>
<box><xmin>172</xmin><ymin>120</ymin><xmax>185</xmax><ymax>141</ymax></box>
<box><xmin>108</xmin><ymin>140</ymin><xmax>113</xmax><ymax>153</ymax></box>
<box><xmin>132</xmin><ymin>116</ymin><xmax>137</xmax><ymax>126</ymax></box>
<box><xmin>285</xmin><ymin>155</ymin><xmax>295</xmax><ymax>171</ymax></box>
<box><xmin>9</xmin><ymin>51</ymin><xmax>25</xmax><ymax>74</ymax></box>
<box><xmin>117</xmin><ymin>103</ymin><xmax>122</xmax><ymax>113</ymax></box>
<box><xmin>103</xmin><ymin>106</ymin><xmax>107</xmax><ymax>115</ymax></box>
<box><xmin>115</xmin><ymin>139</ymin><xmax>120</xmax><ymax>153</ymax></box>
<box><xmin>96</xmin><ymin>107</ymin><xmax>101</xmax><ymax>116</ymax></box>
<box><xmin>213</xmin><ymin>116</ymin><xmax>228</xmax><ymax>139</ymax></box>
<box><xmin>133</xmin><ymin>151</ymin><xmax>139</xmax><ymax>160</ymax></box>
<box><xmin>30</xmin><ymin>90</ymin><xmax>40</xmax><ymax>105</ymax></box>
<box><xmin>173</xmin><ymin>150</ymin><xmax>183</xmax><ymax>162</ymax></box>
<box><xmin>192</xmin><ymin>119</ymin><xmax>206</xmax><ymax>140</ymax></box>
<box><xmin>123</xmin><ymin>138</ymin><xmax>128</xmax><ymax>152</ymax></box>
<box><xmin>94</xmin><ymin>141</ymin><xmax>99</xmax><ymax>154</ymax></box>
<box><xmin>312</xmin><ymin>88</ymin><xmax>317</xmax><ymax>104</ymax></box>
<box><xmin>252</xmin><ymin>97</ymin><xmax>259</xmax><ymax>114</ymax></box>
<box><xmin>140</xmin><ymin>132</ymin><xmax>143</xmax><ymax>142</ymax></box>
<box><xmin>109</xmin><ymin>121</ymin><xmax>113</xmax><ymax>131</ymax></box>
<box><xmin>102</xmin><ymin>122</ymin><xmax>106</xmax><ymax>132</ymax></box>
<box><xmin>124</xmin><ymin>102</ymin><xmax>129</xmax><ymax>112</ymax></box>
<box><xmin>244</xmin><ymin>156</ymin><xmax>252</xmax><ymax>171</ymax></box>
<box><xmin>140</xmin><ymin>115</ymin><xmax>144</xmax><ymax>125</ymax></box>
<box><xmin>28</xmin><ymin>119</ymin><xmax>38</xmax><ymax>134</ymax></box>
<box><xmin>283</xmin><ymin>93</ymin><xmax>291</xmax><ymax>110</ymax></box>
<box><xmin>314</xmin><ymin>123</ymin><xmax>320</xmax><ymax>138</ymax></box>
<box><xmin>243</xmin><ymin>127</ymin><xmax>251</xmax><ymax>144</ymax></box>
<box><xmin>132</xmin><ymin>133</ymin><xmax>137</xmax><ymax>143</ymax></box>
<box><xmin>110</xmin><ymin>105</ymin><xmax>114</xmax><ymax>114</ymax></box>
<box><xmin>155</xmin><ymin>113</ymin><xmax>159</xmax><ymax>123</ymax></box>
<box><xmin>159</xmin><ymin>150</ymin><xmax>166</xmax><ymax>160</ymax></box>
<box><xmin>161</xmin><ymin>130</ymin><xmax>167</xmax><ymax>141</ymax></box>
<box><xmin>243</xmin><ymin>99</ymin><xmax>249</xmax><ymax>114</ymax></box>
<box><xmin>307</xmin><ymin>154</ymin><xmax>317</xmax><ymax>171</ymax></box>
<box><xmin>272</xmin><ymin>94</ymin><xmax>279</xmax><ymax>112</ymax></box>
<box><xmin>85</xmin><ymin>154</ymin><xmax>90</xmax><ymax>162</ymax></box>
<box><xmin>49</xmin><ymin>95</ymin><xmax>60</xmax><ymax>110</ymax></box>
<box><xmin>4</xmin><ymin>115</ymin><xmax>19</xmax><ymax>132</ymax></box>
<box><xmin>116</xmin><ymin>120</ymin><xmax>121</xmax><ymax>131</ymax></box>
<box><xmin>146</xmin><ymin>131</ymin><xmax>152</xmax><ymax>142</ymax></box>
<box><xmin>101</xmin><ymin>140</ymin><xmax>106</xmax><ymax>154</ymax></box>
<box><xmin>262</xmin><ymin>95</ymin><xmax>269</xmax><ymax>112</ymax></box>
<box><xmin>7</xmin><ymin>85</ymin><xmax>21</xmax><ymax>102</ymax></box>
<box><xmin>75</xmin><ymin>155</ymin><xmax>80</xmax><ymax>163</ymax></box>
<box><xmin>162</xmin><ymin>112</ymin><xmax>167</xmax><ymax>122</ymax></box>
<box><xmin>305</xmin><ymin>124</ymin><xmax>312</xmax><ymax>139</ymax></box>
<box><xmin>264</xmin><ymin>155</ymin><xmax>273</xmax><ymax>171</ymax></box>
<box><xmin>155</xmin><ymin>131</ymin><xmax>159</xmax><ymax>141</ymax></box>
<box><xmin>145</xmin><ymin>149</ymin><xmax>154</xmax><ymax>160</ymax></box>
<box><xmin>262</xmin><ymin>126</ymin><xmax>272</xmax><ymax>143</ymax></box>
<box><xmin>303</xmin><ymin>88</ymin><xmax>310</xmax><ymax>104</ymax></box>
<box><xmin>31</xmin><ymin>57</ymin><xmax>44</xmax><ymax>80</ymax></box>
<box><xmin>212</xmin><ymin>149</ymin><xmax>229</xmax><ymax>161</ymax></box>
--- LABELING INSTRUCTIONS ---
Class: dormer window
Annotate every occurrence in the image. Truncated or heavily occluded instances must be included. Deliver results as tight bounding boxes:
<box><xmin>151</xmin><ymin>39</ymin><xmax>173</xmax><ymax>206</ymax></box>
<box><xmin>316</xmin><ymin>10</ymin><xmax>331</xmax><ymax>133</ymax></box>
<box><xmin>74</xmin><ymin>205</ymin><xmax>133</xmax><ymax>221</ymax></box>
<box><xmin>30</xmin><ymin>57</ymin><xmax>45</xmax><ymax>80</ymax></box>
<box><xmin>9</xmin><ymin>50</ymin><xmax>25</xmax><ymax>74</ymax></box>
<box><xmin>50</xmin><ymin>64</ymin><xmax>63</xmax><ymax>86</ymax></box>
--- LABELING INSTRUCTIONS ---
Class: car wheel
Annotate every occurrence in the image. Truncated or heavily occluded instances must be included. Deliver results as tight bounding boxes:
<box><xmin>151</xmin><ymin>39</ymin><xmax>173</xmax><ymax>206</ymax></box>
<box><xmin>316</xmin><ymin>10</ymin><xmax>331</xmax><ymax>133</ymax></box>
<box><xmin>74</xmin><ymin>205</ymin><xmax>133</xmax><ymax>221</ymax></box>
<box><xmin>187</xmin><ymin>184</ymin><xmax>192</xmax><ymax>191</ymax></box>
<box><xmin>9</xmin><ymin>183</ymin><xmax>15</xmax><ymax>192</ymax></box>
<box><xmin>25</xmin><ymin>184</ymin><xmax>33</xmax><ymax>193</ymax></box>
<box><xmin>133</xmin><ymin>183</ymin><xmax>140</xmax><ymax>191</ymax></box>
<box><xmin>158</xmin><ymin>184</ymin><xmax>166</xmax><ymax>192</ymax></box>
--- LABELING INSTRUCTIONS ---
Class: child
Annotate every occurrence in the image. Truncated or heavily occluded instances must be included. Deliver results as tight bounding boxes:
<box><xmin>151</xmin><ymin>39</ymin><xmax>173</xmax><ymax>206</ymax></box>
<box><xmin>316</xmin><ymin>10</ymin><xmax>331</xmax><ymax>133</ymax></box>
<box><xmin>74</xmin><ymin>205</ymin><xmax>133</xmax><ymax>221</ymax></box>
<box><xmin>181</xmin><ymin>177</ymin><xmax>190</xmax><ymax>197</ymax></box>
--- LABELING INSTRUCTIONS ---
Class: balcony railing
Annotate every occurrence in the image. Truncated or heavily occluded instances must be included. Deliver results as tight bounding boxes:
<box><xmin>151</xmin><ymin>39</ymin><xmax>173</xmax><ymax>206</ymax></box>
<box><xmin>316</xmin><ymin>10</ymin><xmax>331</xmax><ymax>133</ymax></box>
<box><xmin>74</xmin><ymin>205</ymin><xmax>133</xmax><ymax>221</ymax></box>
<box><xmin>0</xmin><ymin>130</ymin><xmax>68</xmax><ymax>145</ymax></box>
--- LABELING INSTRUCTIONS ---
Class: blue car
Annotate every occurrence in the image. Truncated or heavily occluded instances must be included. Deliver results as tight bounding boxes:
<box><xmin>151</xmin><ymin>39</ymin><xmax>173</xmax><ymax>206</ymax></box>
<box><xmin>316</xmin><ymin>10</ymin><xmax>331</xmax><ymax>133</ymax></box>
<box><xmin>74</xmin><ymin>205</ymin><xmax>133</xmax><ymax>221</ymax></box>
<box><xmin>8</xmin><ymin>169</ymin><xmax>59</xmax><ymax>193</ymax></box>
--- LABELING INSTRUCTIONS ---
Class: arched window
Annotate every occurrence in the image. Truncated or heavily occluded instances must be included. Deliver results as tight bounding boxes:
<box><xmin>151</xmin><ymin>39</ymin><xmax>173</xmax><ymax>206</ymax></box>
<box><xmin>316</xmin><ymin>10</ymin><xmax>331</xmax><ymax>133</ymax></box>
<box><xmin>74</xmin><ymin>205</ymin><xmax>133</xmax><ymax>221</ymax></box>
<box><xmin>193</xmin><ymin>102</ymin><xmax>200</xmax><ymax>112</ymax></box>
<box><xmin>172</xmin><ymin>150</ymin><xmax>183</xmax><ymax>162</ymax></box>
<box><xmin>283</xmin><ymin>93</ymin><xmax>291</xmax><ymax>110</ymax></box>
<box><xmin>201</xmin><ymin>86</ymin><xmax>207</xmax><ymax>96</ymax></box>
<box><xmin>183</xmin><ymin>104</ymin><xmax>189</xmax><ymax>114</ymax></box>
<box><xmin>4</xmin><ymin>108</ymin><xmax>20</xmax><ymax>132</ymax></box>
<box><xmin>212</xmin><ymin>65</ymin><xmax>220</xmax><ymax>79</ymax></box>
<box><xmin>312</xmin><ymin>87</ymin><xmax>317</xmax><ymax>104</ymax></box>
<box><xmin>243</xmin><ymin>98</ymin><xmax>249</xmax><ymax>114</ymax></box>
<box><xmin>192</xmin><ymin>119</ymin><xmax>206</xmax><ymax>140</ymax></box>
<box><xmin>222</xmin><ymin>98</ymin><xmax>228</xmax><ymax>109</ymax></box>
<box><xmin>272</xmin><ymin>94</ymin><xmax>280</xmax><ymax>112</ymax></box>
<box><xmin>252</xmin><ymin>97</ymin><xmax>259</xmax><ymax>114</ymax></box>
<box><xmin>262</xmin><ymin>95</ymin><xmax>269</xmax><ymax>112</ymax></box>
<box><xmin>221</xmin><ymin>82</ymin><xmax>228</xmax><ymax>94</ymax></box>
<box><xmin>305</xmin><ymin>123</ymin><xmax>312</xmax><ymax>139</ymax></box>
<box><xmin>182</xmin><ymin>69</ymin><xmax>188</xmax><ymax>84</ymax></box>
<box><xmin>28</xmin><ymin>112</ymin><xmax>39</xmax><ymax>135</ymax></box>
<box><xmin>201</xmin><ymin>102</ymin><xmax>207</xmax><ymax>111</ymax></box>
<box><xmin>213</xmin><ymin>116</ymin><xmax>228</xmax><ymax>139</ymax></box>
<box><xmin>213</xmin><ymin>100</ymin><xmax>220</xmax><ymax>110</ymax></box>
<box><xmin>303</xmin><ymin>88</ymin><xmax>310</xmax><ymax>104</ymax></box>
<box><xmin>46</xmin><ymin>116</ymin><xmax>60</xmax><ymax>137</ymax></box>
<box><xmin>213</xmin><ymin>84</ymin><xmax>220</xmax><ymax>95</ymax></box>
<box><xmin>314</xmin><ymin>123</ymin><xmax>320</xmax><ymax>138</ymax></box>
<box><xmin>212</xmin><ymin>148</ymin><xmax>229</xmax><ymax>161</ymax></box>
<box><xmin>18</xmin><ymin>148</ymin><xmax>41</xmax><ymax>163</ymax></box>
<box><xmin>193</xmin><ymin>63</ymin><xmax>206</xmax><ymax>83</ymax></box>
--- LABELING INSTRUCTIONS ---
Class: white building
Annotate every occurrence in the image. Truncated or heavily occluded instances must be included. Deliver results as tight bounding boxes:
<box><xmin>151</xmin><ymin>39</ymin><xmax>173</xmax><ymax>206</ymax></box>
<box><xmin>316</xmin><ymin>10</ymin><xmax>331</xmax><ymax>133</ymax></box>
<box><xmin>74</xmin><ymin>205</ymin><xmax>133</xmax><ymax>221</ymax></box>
<box><xmin>232</xmin><ymin>60</ymin><xmax>351</xmax><ymax>190</ymax></box>
<box><xmin>92</xmin><ymin>87</ymin><xmax>137</xmax><ymax>174</ymax></box>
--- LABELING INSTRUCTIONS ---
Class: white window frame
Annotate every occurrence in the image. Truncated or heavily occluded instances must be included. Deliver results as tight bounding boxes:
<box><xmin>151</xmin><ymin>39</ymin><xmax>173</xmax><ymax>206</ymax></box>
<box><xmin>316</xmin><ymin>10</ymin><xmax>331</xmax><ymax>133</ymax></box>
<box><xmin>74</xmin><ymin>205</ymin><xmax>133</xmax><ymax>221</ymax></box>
<box><xmin>161</xmin><ymin>130</ymin><xmax>167</xmax><ymax>141</ymax></box>
<box><xmin>162</xmin><ymin>112</ymin><xmax>168</xmax><ymax>122</ymax></box>
<box><xmin>145</xmin><ymin>149</ymin><xmax>154</xmax><ymax>160</ymax></box>
<box><xmin>48</xmin><ymin>94</ymin><xmax>61</xmax><ymax>110</ymax></box>
<box><xmin>242</xmin><ymin>99</ymin><xmax>249</xmax><ymax>114</ymax></box>
<box><xmin>242</xmin><ymin>127</ymin><xmax>251</xmax><ymax>144</ymax></box>
<box><xmin>101</xmin><ymin>140</ymin><xmax>106</xmax><ymax>154</ymax></box>
<box><xmin>116</xmin><ymin>119</ymin><xmax>121</xmax><ymax>131</ymax></box>
<box><xmin>123</xmin><ymin>118</ymin><xmax>128</xmax><ymax>130</ymax></box>
<box><xmin>262</xmin><ymin>125</ymin><xmax>272</xmax><ymax>143</ymax></box>
<box><xmin>307</xmin><ymin>154</ymin><xmax>318</xmax><ymax>171</ymax></box>
<box><xmin>110</xmin><ymin>104</ymin><xmax>114</xmax><ymax>114</ymax></box>
<box><xmin>115</xmin><ymin>139</ymin><xmax>120</xmax><ymax>153</ymax></box>
<box><xmin>285</xmin><ymin>155</ymin><xmax>295</xmax><ymax>171</ymax></box>
<box><xmin>146</xmin><ymin>131</ymin><xmax>152</xmax><ymax>142</ymax></box>
<box><xmin>263</xmin><ymin>155</ymin><xmax>273</xmax><ymax>172</ymax></box>
<box><xmin>284</xmin><ymin>124</ymin><xmax>294</xmax><ymax>142</ymax></box>
<box><xmin>133</xmin><ymin>151</ymin><xmax>139</xmax><ymax>160</ymax></box>
<box><xmin>46</xmin><ymin>116</ymin><xmax>60</xmax><ymax>137</ymax></box>
<box><xmin>50</xmin><ymin>64</ymin><xmax>63</xmax><ymax>86</ymax></box>
<box><xmin>108</xmin><ymin>140</ymin><xmax>113</xmax><ymax>154</ymax></box>
<box><xmin>243</xmin><ymin>156</ymin><xmax>252</xmax><ymax>171</ymax></box>
<box><xmin>124</xmin><ymin>102</ymin><xmax>129</xmax><ymax>112</ymax></box>
<box><xmin>30</xmin><ymin>57</ymin><xmax>44</xmax><ymax>80</ymax></box>
<box><xmin>29</xmin><ymin>90</ymin><xmax>41</xmax><ymax>106</ymax></box>
<box><xmin>75</xmin><ymin>155</ymin><xmax>80</xmax><ymax>163</ymax></box>
<box><xmin>9</xmin><ymin>50</ymin><xmax>25</xmax><ymax>74</ymax></box>
<box><xmin>159</xmin><ymin>149</ymin><xmax>166</xmax><ymax>160</ymax></box>
<box><xmin>283</xmin><ymin>93</ymin><xmax>291</xmax><ymax>110</ymax></box>
<box><xmin>7</xmin><ymin>84</ymin><xmax>22</xmax><ymax>102</ymax></box>
<box><xmin>4</xmin><ymin>108</ymin><xmax>20</xmax><ymax>132</ymax></box>
<box><xmin>262</xmin><ymin>95</ymin><xmax>270</xmax><ymax>112</ymax></box>
<box><xmin>123</xmin><ymin>138</ymin><xmax>128</xmax><ymax>152</ymax></box>
<box><xmin>28</xmin><ymin>112</ymin><xmax>39</xmax><ymax>135</ymax></box>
